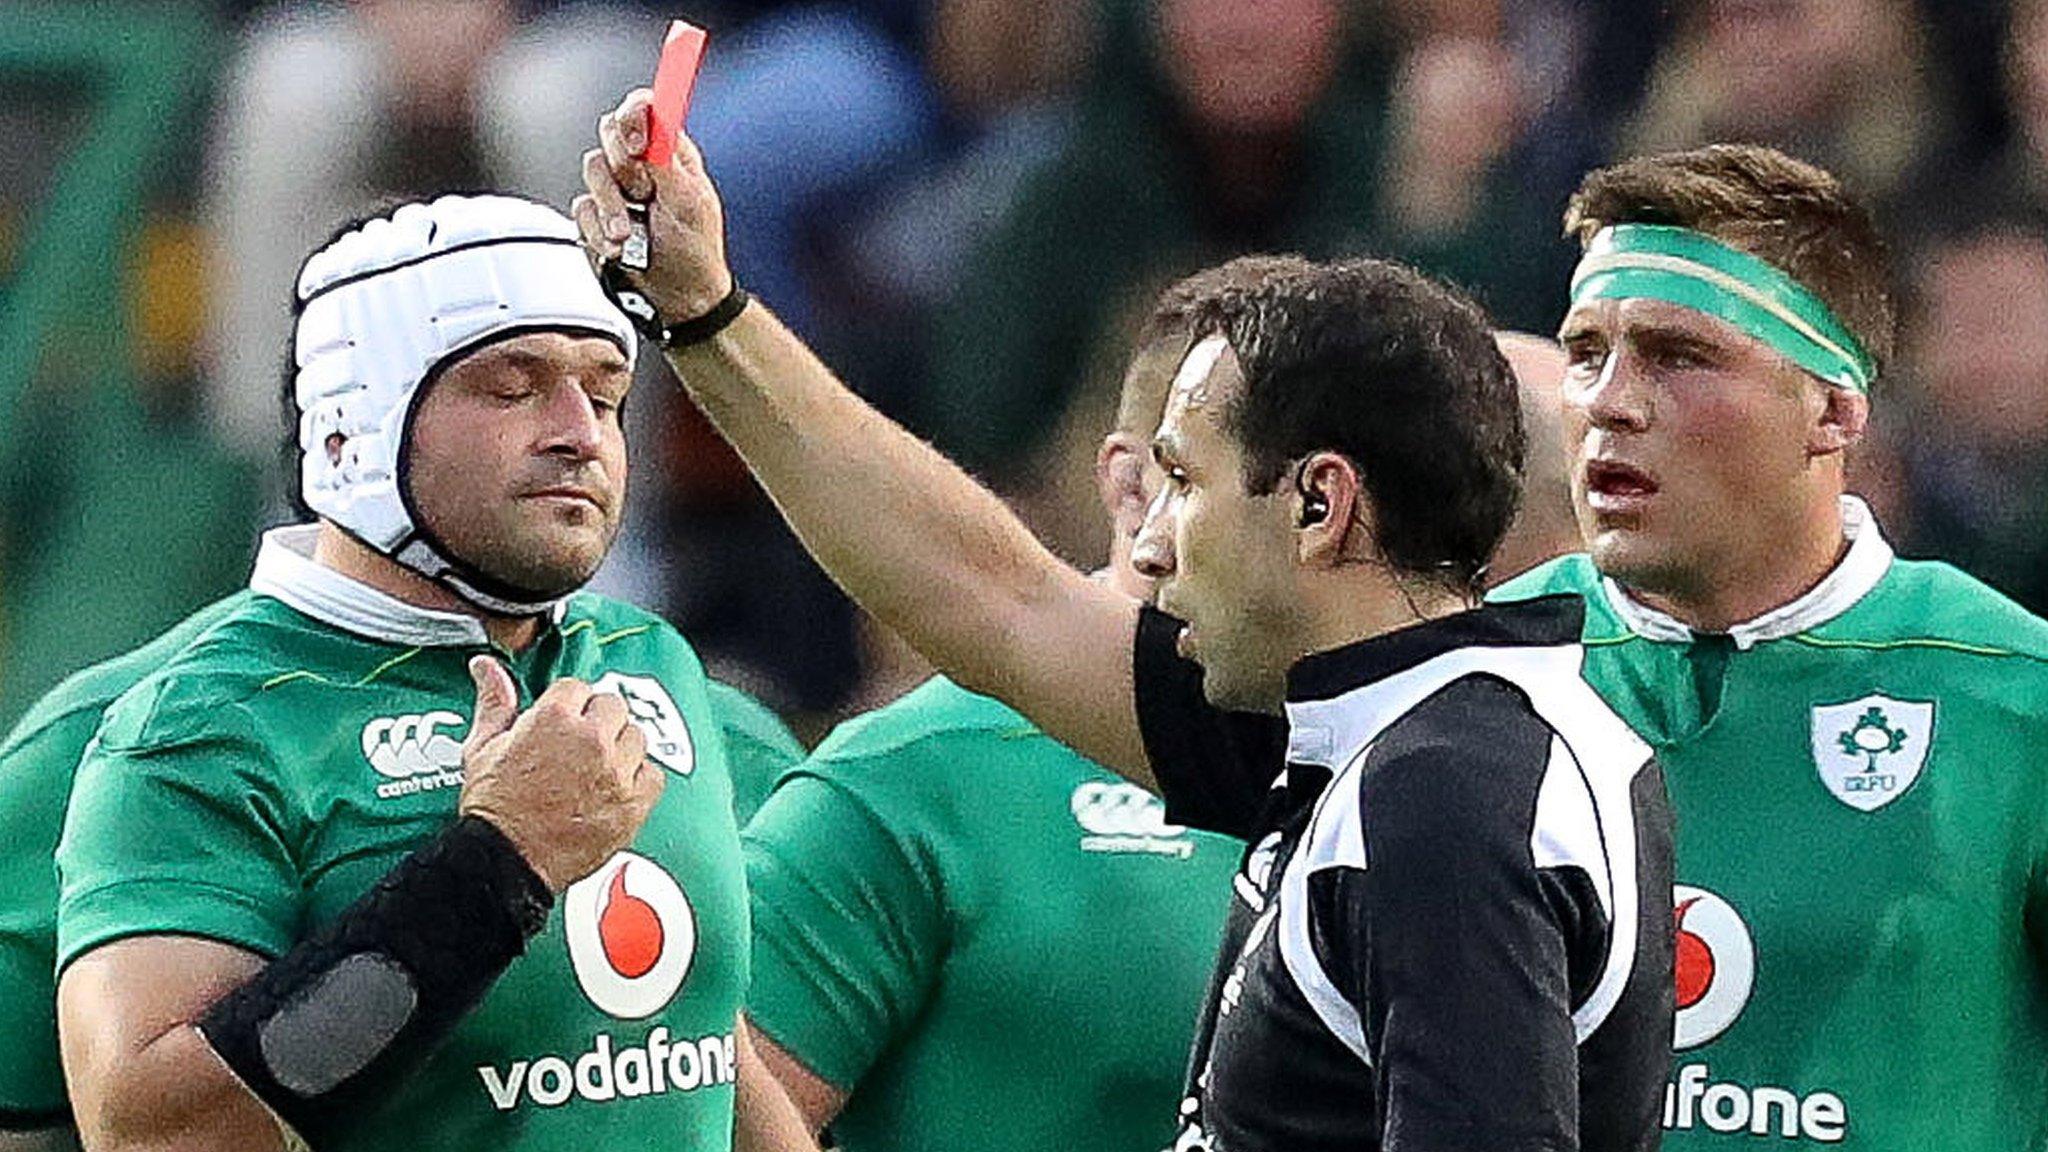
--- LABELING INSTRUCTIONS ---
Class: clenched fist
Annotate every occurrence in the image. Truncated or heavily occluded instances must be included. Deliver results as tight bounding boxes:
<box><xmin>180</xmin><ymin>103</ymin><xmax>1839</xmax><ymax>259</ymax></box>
<box><xmin>457</xmin><ymin>656</ymin><xmax>663</xmax><ymax>892</ymax></box>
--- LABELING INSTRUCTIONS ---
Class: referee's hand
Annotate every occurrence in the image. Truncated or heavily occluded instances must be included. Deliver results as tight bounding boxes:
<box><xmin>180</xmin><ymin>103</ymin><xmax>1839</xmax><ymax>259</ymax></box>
<box><xmin>572</xmin><ymin>87</ymin><xmax>734</xmax><ymax>325</ymax></box>
<box><xmin>456</xmin><ymin>656</ymin><xmax>662</xmax><ymax>893</ymax></box>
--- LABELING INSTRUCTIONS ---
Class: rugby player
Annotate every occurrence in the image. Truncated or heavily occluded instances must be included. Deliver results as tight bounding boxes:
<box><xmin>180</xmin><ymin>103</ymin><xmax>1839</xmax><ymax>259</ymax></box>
<box><xmin>1492</xmin><ymin>143</ymin><xmax>2048</xmax><ymax>1148</ymax></box>
<box><xmin>1488</xmin><ymin>333</ymin><xmax>1582</xmax><ymax>585</ymax></box>
<box><xmin>578</xmin><ymin>91</ymin><xmax>1674</xmax><ymax>1151</ymax></box>
<box><xmin>0</xmin><ymin>607</ymin><xmax>801</xmax><ymax>1152</ymax></box>
<box><xmin>739</xmin><ymin>263</ymin><xmax>1304</xmax><ymax>1152</ymax></box>
<box><xmin>0</xmin><ymin>596</ymin><xmax>245</xmax><ymax>1152</ymax></box>
<box><xmin>51</xmin><ymin>196</ymin><xmax>812</xmax><ymax>1152</ymax></box>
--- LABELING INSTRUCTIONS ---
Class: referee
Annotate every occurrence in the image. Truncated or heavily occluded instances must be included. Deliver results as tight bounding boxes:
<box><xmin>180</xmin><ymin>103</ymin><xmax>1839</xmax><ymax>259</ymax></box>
<box><xmin>579</xmin><ymin>90</ymin><xmax>1674</xmax><ymax>1151</ymax></box>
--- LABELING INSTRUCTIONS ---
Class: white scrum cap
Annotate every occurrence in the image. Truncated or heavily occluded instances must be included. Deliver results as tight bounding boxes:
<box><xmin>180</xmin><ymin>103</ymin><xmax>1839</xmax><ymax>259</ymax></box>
<box><xmin>292</xmin><ymin>194</ymin><xmax>635</xmax><ymax>614</ymax></box>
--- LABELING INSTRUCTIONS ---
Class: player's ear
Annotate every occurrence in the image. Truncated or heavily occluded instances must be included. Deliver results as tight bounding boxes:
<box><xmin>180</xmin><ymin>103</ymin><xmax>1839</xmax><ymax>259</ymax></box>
<box><xmin>1096</xmin><ymin>432</ymin><xmax>1148</xmax><ymax>537</ymax></box>
<box><xmin>1808</xmin><ymin>385</ymin><xmax>1869</xmax><ymax>458</ymax></box>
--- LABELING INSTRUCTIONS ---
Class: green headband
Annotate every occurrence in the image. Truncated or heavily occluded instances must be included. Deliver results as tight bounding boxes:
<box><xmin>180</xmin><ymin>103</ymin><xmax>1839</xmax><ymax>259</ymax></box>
<box><xmin>1569</xmin><ymin>224</ymin><xmax>1875</xmax><ymax>394</ymax></box>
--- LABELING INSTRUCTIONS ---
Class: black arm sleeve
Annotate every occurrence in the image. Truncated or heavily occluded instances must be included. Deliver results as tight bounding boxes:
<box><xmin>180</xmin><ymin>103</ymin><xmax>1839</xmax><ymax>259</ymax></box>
<box><xmin>1131</xmin><ymin>606</ymin><xmax>1289</xmax><ymax>839</ymax></box>
<box><xmin>196</xmin><ymin>816</ymin><xmax>553</xmax><ymax>1143</ymax></box>
<box><xmin>1333</xmin><ymin>682</ymin><xmax>1593</xmax><ymax>1151</ymax></box>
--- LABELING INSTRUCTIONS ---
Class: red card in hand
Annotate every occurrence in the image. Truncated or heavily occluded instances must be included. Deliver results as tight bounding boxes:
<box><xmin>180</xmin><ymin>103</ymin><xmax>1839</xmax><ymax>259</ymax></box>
<box><xmin>645</xmin><ymin>20</ymin><xmax>708</xmax><ymax>166</ymax></box>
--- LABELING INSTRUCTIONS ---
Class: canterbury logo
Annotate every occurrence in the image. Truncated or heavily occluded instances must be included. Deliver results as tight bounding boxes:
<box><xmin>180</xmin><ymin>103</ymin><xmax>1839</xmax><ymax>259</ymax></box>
<box><xmin>1071</xmin><ymin>781</ymin><xmax>1182</xmax><ymax>837</ymax></box>
<box><xmin>362</xmin><ymin>711</ymin><xmax>467</xmax><ymax>798</ymax></box>
<box><xmin>1070</xmin><ymin>781</ymin><xmax>1194</xmax><ymax>859</ymax></box>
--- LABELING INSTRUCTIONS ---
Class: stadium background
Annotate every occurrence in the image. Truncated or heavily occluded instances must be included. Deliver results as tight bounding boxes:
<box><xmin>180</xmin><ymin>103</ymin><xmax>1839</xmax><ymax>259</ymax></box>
<box><xmin>0</xmin><ymin>0</ymin><xmax>2037</xmax><ymax>736</ymax></box>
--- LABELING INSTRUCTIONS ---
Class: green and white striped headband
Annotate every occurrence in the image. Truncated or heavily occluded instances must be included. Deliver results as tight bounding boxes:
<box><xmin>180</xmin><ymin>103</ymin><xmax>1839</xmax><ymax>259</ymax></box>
<box><xmin>1569</xmin><ymin>223</ymin><xmax>1875</xmax><ymax>394</ymax></box>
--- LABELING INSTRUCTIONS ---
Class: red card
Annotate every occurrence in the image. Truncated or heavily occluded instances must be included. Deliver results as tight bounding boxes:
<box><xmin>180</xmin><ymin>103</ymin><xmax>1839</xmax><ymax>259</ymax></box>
<box><xmin>645</xmin><ymin>20</ymin><xmax>708</xmax><ymax>165</ymax></box>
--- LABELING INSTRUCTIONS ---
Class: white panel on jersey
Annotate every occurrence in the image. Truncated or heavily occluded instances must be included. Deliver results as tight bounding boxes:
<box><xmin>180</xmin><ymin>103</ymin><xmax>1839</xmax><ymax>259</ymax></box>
<box><xmin>1532</xmin><ymin>733</ymin><xmax>1639</xmax><ymax>1042</ymax></box>
<box><xmin>1511</xmin><ymin>660</ymin><xmax>1647</xmax><ymax>1044</ymax></box>
<box><xmin>1275</xmin><ymin>642</ymin><xmax>1653</xmax><ymax>1062</ymax></box>
<box><xmin>1275</xmin><ymin>741</ymin><xmax>1375</xmax><ymax>1065</ymax></box>
<box><xmin>1531</xmin><ymin>735</ymin><xmax>1612</xmax><ymax>920</ymax></box>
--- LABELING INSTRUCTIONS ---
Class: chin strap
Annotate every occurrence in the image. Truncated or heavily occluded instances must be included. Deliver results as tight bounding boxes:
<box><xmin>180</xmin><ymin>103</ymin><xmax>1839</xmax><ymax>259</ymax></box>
<box><xmin>391</xmin><ymin>538</ymin><xmax>566</xmax><ymax>619</ymax></box>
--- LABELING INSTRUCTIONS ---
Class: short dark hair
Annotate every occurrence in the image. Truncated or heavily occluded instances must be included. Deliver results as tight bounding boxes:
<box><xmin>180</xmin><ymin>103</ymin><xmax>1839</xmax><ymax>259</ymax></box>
<box><xmin>279</xmin><ymin>328</ymin><xmax>312</xmax><ymax>520</ymax></box>
<box><xmin>1563</xmin><ymin>143</ymin><xmax>1898</xmax><ymax>376</ymax></box>
<box><xmin>1187</xmin><ymin>258</ymin><xmax>1524</xmax><ymax>595</ymax></box>
<box><xmin>1137</xmin><ymin>254</ymin><xmax>1321</xmax><ymax>345</ymax></box>
<box><xmin>1116</xmin><ymin>254</ymin><xmax>1321</xmax><ymax>437</ymax></box>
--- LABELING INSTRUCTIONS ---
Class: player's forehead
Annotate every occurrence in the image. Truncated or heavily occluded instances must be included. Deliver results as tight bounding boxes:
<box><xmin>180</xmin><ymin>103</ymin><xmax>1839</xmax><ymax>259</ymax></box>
<box><xmin>1558</xmin><ymin>295</ymin><xmax>1762</xmax><ymax>354</ymax></box>
<box><xmin>435</xmin><ymin>331</ymin><xmax>633</xmax><ymax>396</ymax></box>
<box><xmin>1171</xmin><ymin>333</ymin><xmax>1238</xmax><ymax>406</ymax></box>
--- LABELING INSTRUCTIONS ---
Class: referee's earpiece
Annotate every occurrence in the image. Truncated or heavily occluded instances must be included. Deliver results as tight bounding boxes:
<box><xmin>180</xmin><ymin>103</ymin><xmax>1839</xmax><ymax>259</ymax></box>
<box><xmin>1295</xmin><ymin>460</ymin><xmax>1329</xmax><ymax>528</ymax></box>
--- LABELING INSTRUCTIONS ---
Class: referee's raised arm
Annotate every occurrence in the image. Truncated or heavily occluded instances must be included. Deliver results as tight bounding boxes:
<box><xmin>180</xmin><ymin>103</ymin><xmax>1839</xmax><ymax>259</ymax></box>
<box><xmin>574</xmin><ymin>89</ymin><xmax>1154</xmax><ymax>784</ymax></box>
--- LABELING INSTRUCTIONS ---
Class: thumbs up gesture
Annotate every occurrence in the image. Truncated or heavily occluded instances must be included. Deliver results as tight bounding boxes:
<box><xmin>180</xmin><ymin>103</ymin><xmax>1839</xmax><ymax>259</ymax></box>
<box><xmin>457</xmin><ymin>657</ymin><xmax>663</xmax><ymax>892</ymax></box>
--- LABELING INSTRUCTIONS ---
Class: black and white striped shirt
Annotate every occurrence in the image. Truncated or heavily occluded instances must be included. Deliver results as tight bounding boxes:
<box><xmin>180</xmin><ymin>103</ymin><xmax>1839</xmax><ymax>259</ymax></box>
<box><xmin>1135</xmin><ymin>596</ymin><xmax>1673</xmax><ymax>1152</ymax></box>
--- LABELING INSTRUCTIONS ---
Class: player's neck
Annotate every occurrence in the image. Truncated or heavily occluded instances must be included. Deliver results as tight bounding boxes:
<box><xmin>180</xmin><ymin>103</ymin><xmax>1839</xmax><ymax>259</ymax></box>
<box><xmin>1298</xmin><ymin>566</ymin><xmax>1473</xmax><ymax>666</ymax></box>
<box><xmin>1628</xmin><ymin>496</ymin><xmax>1850</xmax><ymax>634</ymax></box>
<box><xmin>311</xmin><ymin>525</ymin><xmax>544</xmax><ymax>651</ymax></box>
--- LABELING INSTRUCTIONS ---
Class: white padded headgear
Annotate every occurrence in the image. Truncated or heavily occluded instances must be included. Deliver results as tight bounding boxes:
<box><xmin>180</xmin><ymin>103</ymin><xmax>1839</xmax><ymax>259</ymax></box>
<box><xmin>293</xmin><ymin>194</ymin><xmax>636</xmax><ymax>615</ymax></box>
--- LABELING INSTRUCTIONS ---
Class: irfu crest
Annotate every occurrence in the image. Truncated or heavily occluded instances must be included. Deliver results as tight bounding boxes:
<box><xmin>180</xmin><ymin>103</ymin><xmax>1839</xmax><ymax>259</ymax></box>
<box><xmin>1836</xmin><ymin>707</ymin><xmax>1907</xmax><ymax>770</ymax></box>
<box><xmin>592</xmin><ymin>672</ymin><xmax>696</xmax><ymax>777</ymax></box>
<box><xmin>1810</xmin><ymin>695</ymin><xmax>1932</xmax><ymax>812</ymax></box>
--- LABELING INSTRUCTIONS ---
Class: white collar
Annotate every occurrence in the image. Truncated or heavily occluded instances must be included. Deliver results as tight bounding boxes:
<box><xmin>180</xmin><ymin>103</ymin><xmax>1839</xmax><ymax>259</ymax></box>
<box><xmin>1601</xmin><ymin>495</ymin><xmax>1893</xmax><ymax>650</ymax></box>
<box><xmin>250</xmin><ymin>525</ymin><xmax>564</xmax><ymax>647</ymax></box>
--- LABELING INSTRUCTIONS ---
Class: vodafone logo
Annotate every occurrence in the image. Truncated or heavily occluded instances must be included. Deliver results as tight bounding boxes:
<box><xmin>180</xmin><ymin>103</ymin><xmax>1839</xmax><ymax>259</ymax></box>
<box><xmin>1673</xmin><ymin>884</ymin><xmax>1755</xmax><ymax>1050</ymax></box>
<box><xmin>564</xmin><ymin>852</ymin><xmax>696</xmax><ymax>1019</ymax></box>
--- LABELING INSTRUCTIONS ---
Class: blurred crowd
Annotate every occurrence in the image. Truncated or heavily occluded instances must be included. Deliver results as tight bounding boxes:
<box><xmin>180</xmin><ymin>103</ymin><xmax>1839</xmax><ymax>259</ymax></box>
<box><xmin>2</xmin><ymin>0</ymin><xmax>2045</xmax><ymax>730</ymax></box>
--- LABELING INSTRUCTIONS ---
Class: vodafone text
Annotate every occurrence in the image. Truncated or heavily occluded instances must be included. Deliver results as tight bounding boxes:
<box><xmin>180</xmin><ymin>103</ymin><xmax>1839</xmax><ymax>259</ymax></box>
<box><xmin>478</xmin><ymin>1027</ymin><xmax>737</xmax><ymax>1110</ymax></box>
<box><xmin>1664</xmin><ymin>1064</ymin><xmax>1846</xmax><ymax>1143</ymax></box>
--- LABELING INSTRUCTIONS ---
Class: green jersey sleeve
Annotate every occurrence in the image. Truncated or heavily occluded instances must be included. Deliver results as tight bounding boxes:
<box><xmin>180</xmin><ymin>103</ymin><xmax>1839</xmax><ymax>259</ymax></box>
<box><xmin>707</xmin><ymin>680</ymin><xmax>806</xmax><ymax>826</ymax></box>
<box><xmin>0</xmin><ymin>592</ymin><xmax>245</xmax><ymax>1119</ymax></box>
<box><xmin>743</xmin><ymin>770</ymin><xmax>944</xmax><ymax>1090</ymax></box>
<box><xmin>0</xmin><ymin>702</ymin><xmax>100</xmax><ymax>1118</ymax></box>
<box><xmin>57</xmin><ymin>694</ymin><xmax>302</xmax><ymax>968</ymax></box>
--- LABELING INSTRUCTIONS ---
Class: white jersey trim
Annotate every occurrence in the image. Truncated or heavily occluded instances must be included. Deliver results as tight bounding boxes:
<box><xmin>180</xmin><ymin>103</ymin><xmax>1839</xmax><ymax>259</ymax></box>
<box><xmin>1537</xmin><ymin>727</ymin><xmax>1643</xmax><ymax>1043</ymax></box>
<box><xmin>1601</xmin><ymin>495</ymin><xmax>1894</xmax><ymax>650</ymax></box>
<box><xmin>250</xmin><ymin>525</ymin><xmax>564</xmax><ymax>647</ymax></box>
<box><xmin>1275</xmin><ymin>740</ymin><xmax>1374</xmax><ymax>1064</ymax></box>
<box><xmin>1277</xmin><ymin>643</ymin><xmax>1653</xmax><ymax>1063</ymax></box>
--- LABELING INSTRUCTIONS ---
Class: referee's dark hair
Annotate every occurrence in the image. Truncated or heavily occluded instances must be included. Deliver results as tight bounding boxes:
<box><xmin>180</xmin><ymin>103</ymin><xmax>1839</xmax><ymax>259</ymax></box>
<box><xmin>1114</xmin><ymin>254</ymin><xmax>1320</xmax><ymax>439</ymax></box>
<box><xmin>1187</xmin><ymin>258</ymin><xmax>1525</xmax><ymax>597</ymax></box>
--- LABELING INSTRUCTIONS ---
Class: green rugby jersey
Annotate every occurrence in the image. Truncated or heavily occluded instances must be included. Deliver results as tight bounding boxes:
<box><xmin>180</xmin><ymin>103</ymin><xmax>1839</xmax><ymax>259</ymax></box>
<box><xmin>743</xmin><ymin>676</ymin><xmax>1240</xmax><ymax>1152</ymax></box>
<box><xmin>708</xmin><ymin>681</ymin><xmax>806</xmax><ymax>825</ymax></box>
<box><xmin>0</xmin><ymin>592</ymin><xmax>250</xmax><ymax>1124</ymax></box>
<box><xmin>0</xmin><ymin>605</ymin><xmax>792</xmax><ymax>1132</ymax></box>
<box><xmin>1493</xmin><ymin>498</ymin><xmax>2048</xmax><ymax>1149</ymax></box>
<box><xmin>55</xmin><ymin>527</ymin><xmax>749</xmax><ymax>1151</ymax></box>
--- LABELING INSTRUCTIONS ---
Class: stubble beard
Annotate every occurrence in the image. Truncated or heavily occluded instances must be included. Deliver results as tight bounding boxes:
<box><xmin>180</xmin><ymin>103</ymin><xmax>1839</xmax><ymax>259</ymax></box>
<box><xmin>447</xmin><ymin>502</ymin><xmax>621</xmax><ymax>602</ymax></box>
